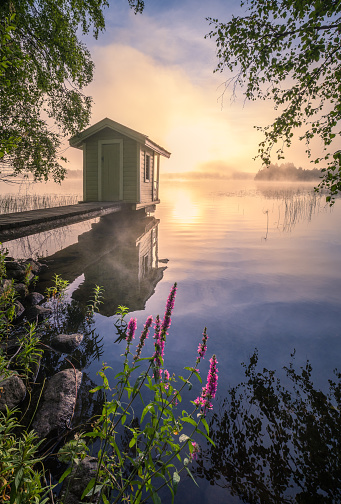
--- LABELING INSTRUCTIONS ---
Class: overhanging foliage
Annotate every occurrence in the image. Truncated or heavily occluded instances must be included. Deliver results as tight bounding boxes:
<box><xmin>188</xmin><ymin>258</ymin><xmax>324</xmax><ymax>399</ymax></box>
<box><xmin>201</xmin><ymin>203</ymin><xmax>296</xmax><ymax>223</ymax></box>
<box><xmin>0</xmin><ymin>0</ymin><xmax>144</xmax><ymax>183</ymax></box>
<box><xmin>207</xmin><ymin>0</ymin><xmax>341</xmax><ymax>203</ymax></box>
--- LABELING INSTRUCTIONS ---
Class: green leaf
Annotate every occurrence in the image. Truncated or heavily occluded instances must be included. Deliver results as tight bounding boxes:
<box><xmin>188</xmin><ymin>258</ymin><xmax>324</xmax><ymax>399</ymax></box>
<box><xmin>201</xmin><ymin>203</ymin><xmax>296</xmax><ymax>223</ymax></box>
<box><xmin>181</xmin><ymin>416</ymin><xmax>197</xmax><ymax>427</ymax></box>
<box><xmin>195</xmin><ymin>427</ymin><xmax>215</xmax><ymax>446</ymax></box>
<box><xmin>141</xmin><ymin>403</ymin><xmax>155</xmax><ymax>423</ymax></box>
<box><xmin>201</xmin><ymin>417</ymin><xmax>209</xmax><ymax>436</ymax></box>
<box><xmin>151</xmin><ymin>491</ymin><xmax>162</xmax><ymax>504</ymax></box>
<box><xmin>90</xmin><ymin>385</ymin><xmax>104</xmax><ymax>393</ymax></box>
<box><xmin>59</xmin><ymin>466</ymin><xmax>72</xmax><ymax>483</ymax></box>
<box><xmin>185</xmin><ymin>466</ymin><xmax>199</xmax><ymax>487</ymax></box>
<box><xmin>81</xmin><ymin>477</ymin><xmax>96</xmax><ymax>499</ymax></box>
<box><xmin>193</xmin><ymin>370</ymin><xmax>202</xmax><ymax>384</ymax></box>
<box><xmin>173</xmin><ymin>470</ymin><xmax>180</xmax><ymax>493</ymax></box>
<box><xmin>173</xmin><ymin>471</ymin><xmax>180</xmax><ymax>484</ymax></box>
<box><xmin>14</xmin><ymin>467</ymin><xmax>23</xmax><ymax>490</ymax></box>
<box><xmin>112</xmin><ymin>440</ymin><xmax>123</xmax><ymax>465</ymax></box>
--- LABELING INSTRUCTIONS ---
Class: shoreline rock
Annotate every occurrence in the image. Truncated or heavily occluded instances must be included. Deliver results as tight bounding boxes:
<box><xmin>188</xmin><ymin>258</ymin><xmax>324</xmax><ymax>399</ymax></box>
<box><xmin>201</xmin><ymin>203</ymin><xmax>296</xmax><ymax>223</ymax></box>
<box><xmin>58</xmin><ymin>456</ymin><xmax>99</xmax><ymax>504</ymax></box>
<box><xmin>0</xmin><ymin>372</ymin><xmax>27</xmax><ymax>412</ymax></box>
<box><xmin>50</xmin><ymin>333</ymin><xmax>84</xmax><ymax>354</ymax></box>
<box><xmin>32</xmin><ymin>368</ymin><xmax>83</xmax><ymax>439</ymax></box>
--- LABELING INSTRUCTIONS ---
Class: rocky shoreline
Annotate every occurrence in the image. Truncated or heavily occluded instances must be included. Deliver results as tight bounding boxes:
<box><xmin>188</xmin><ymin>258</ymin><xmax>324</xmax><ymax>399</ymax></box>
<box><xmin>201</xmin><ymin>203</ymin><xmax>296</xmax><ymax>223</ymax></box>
<box><xmin>0</xmin><ymin>257</ymin><xmax>102</xmax><ymax>502</ymax></box>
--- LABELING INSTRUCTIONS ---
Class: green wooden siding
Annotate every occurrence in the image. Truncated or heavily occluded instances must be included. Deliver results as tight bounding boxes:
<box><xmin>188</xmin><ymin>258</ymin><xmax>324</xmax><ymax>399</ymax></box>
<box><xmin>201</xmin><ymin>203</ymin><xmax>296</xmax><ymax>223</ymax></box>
<box><xmin>84</xmin><ymin>127</ymin><xmax>138</xmax><ymax>202</ymax></box>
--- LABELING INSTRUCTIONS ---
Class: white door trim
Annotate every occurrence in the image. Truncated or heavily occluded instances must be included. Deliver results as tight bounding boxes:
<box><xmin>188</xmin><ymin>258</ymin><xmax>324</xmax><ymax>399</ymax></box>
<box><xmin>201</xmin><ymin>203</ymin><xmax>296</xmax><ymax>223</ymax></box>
<box><xmin>82</xmin><ymin>143</ymin><xmax>87</xmax><ymax>202</ymax></box>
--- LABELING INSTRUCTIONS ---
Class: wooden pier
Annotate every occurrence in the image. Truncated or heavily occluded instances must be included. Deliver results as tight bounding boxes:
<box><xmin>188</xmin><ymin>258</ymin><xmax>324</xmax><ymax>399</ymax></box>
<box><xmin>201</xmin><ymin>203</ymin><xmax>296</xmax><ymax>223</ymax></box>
<box><xmin>0</xmin><ymin>201</ymin><xmax>131</xmax><ymax>242</ymax></box>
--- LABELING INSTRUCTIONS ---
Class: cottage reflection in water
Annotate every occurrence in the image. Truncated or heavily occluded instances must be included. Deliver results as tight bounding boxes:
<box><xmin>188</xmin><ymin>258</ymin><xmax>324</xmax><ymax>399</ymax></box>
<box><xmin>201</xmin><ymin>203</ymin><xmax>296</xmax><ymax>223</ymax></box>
<box><xmin>40</xmin><ymin>213</ymin><xmax>166</xmax><ymax>315</ymax></box>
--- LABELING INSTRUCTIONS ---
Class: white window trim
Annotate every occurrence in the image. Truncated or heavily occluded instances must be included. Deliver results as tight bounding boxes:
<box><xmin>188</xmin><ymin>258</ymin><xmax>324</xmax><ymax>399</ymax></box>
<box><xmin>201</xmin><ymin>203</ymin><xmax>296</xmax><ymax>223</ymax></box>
<box><xmin>98</xmin><ymin>139</ymin><xmax>123</xmax><ymax>201</ymax></box>
<box><xmin>144</xmin><ymin>152</ymin><xmax>151</xmax><ymax>182</ymax></box>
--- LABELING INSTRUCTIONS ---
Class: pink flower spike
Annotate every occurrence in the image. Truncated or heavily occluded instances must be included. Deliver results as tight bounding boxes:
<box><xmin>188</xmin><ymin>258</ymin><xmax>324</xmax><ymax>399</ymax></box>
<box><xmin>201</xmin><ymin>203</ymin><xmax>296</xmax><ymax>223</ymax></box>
<box><xmin>197</xmin><ymin>327</ymin><xmax>208</xmax><ymax>362</ymax></box>
<box><xmin>134</xmin><ymin>315</ymin><xmax>153</xmax><ymax>361</ymax></box>
<box><xmin>126</xmin><ymin>318</ymin><xmax>137</xmax><ymax>344</ymax></box>
<box><xmin>153</xmin><ymin>284</ymin><xmax>177</xmax><ymax>381</ymax></box>
<box><xmin>153</xmin><ymin>315</ymin><xmax>161</xmax><ymax>341</ymax></box>
<box><xmin>164</xmin><ymin>369</ymin><xmax>170</xmax><ymax>389</ymax></box>
<box><xmin>190</xmin><ymin>442</ymin><xmax>200</xmax><ymax>461</ymax></box>
<box><xmin>160</xmin><ymin>283</ymin><xmax>177</xmax><ymax>337</ymax></box>
<box><xmin>194</xmin><ymin>354</ymin><xmax>218</xmax><ymax>415</ymax></box>
<box><xmin>206</xmin><ymin>355</ymin><xmax>218</xmax><ymax>399</ymax></box>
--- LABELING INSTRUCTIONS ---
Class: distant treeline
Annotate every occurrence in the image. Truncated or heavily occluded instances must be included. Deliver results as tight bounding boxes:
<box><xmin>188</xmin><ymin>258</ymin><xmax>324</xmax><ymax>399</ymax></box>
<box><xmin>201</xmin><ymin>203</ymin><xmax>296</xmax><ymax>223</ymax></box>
<box><xmin>66</xmin><ymin>169</ymin><xmax>82</xmax><ymax>178</ymax></box>
<box><xmin>163</xmin><ymin>171</ymin><xmax>254</xmax><ymax>180</ymax></box>
<box><xmin>255</xmin><ymin>163</ymin><xmax>322</xmax><ymax>181</ymax></box>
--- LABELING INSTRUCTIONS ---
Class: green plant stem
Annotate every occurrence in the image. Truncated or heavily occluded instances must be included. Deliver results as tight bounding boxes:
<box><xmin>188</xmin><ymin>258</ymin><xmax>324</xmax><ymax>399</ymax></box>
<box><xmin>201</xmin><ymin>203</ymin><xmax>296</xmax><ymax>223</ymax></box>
<box><xmin>139</xmin><ymin>456</ymin><xmax>192</xmax><ymax>504</ymax></box>
<box><xmin>26</xmin><ymin>377</ymin><xmax>46</xmax><ymax>430</ymax></box>
<box><xmin>112</xmin><ymin>368</ymin><xmax>199</xmax><ymax>504</ymax></box>
<box><xmin>90</xmin><ymin>359</ymin><xmax>154</xmax><ymax>500</ymax></box>
<box><xmin>135</xmin><ymin>423</ymin><xmax>199</xmax><ymax>504</ymax></box>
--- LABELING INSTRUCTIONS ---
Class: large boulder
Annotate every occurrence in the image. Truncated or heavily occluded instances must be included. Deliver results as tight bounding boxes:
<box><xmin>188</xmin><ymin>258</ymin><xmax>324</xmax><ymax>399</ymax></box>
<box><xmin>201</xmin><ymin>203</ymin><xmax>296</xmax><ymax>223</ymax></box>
<box><xmin>50</xmin><ymin>333</ymin><xmax>84</xmax><ymax>354</ymax></box>
<box><xmin>24</xmin><ymin>292</ymin><xmax>45</xmax><ymax>307</ymax></box>
<box><xmin>23</xmin><ymin>259</ymin><xmax>48</xmax><ymax>275</ymax></box>
<box><xmin>5</xmin><ymin>261</ymin><xmax>27</xmax><ymax>283</ymax></box>
<box><xmin>0</xmin><ymin>372</ymin><xmax>26</xmax><ymax>412</ymax></box>
<box><xmin>14</xmin><ymin>300</ymin><xmax>25</xmax><ymax>320</ymax></box>
<box><xmin>12</xmin><ymin>282</ymin><xmax>27</xmax><ymax>298</ymax></box>
<box><xmin>4</xmin><ymin>259</ymin><xmax>46</xmax><ymax>285</ymax></box>
<box><xmin>0</xmin><ymin>337</ymin><xmax>21</xmax><ymax>354</ymax></box>
<box><xmin>32</xmin><ymin>368</ymin><xmax>82</xmax><ymax>439</ymax></box>
<box><xmin>25</xmin><ymin>304</ymin><xmax>52</xmax><ymax>321</ymax></box>
<box><xmin>58</xmin><ymin>456</ymin><xmax>99</xmax><ymax>504</ymax></box>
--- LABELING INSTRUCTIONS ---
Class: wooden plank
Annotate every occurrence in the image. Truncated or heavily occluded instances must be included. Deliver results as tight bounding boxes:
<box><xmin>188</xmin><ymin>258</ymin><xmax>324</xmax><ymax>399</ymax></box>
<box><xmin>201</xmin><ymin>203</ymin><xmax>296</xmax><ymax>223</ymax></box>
<box><xmin>0</xmin><ymin>202</ymin><xmax>129</xmax><ymax>242</ymax></box>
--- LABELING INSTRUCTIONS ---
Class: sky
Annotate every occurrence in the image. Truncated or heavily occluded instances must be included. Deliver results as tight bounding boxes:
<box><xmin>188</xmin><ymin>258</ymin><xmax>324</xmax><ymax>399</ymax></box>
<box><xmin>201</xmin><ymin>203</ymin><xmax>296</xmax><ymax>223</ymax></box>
<box><xmin>64</xmin><ymin>0</ymin><xmax>313</xmax><ymax>176</ymax></box>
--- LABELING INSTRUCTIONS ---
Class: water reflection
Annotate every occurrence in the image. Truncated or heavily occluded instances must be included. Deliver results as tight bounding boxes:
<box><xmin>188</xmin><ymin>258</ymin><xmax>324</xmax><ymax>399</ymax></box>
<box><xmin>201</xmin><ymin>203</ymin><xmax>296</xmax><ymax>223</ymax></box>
<box><xmin>41</xmin><ymin>300</ymin><xmax>104</xmax><ymax>373</ymax></box>
<box><xmin>197</xmin><ymin>350</ymin><xmax>341</xmax><ymax>503</ymax></box>
<box><xmin>171</xmin><ymin>186</ymin><xmax>202</xmax><ymax>225</ymax></box>
<box><xmin>214</xmin><ymin>181</ymin><xmax>330</xmax><ymax>235</ymax></box>
<box><xmin>255</xmin><ymin>183</ymin><xmax>329</xmax><ymax>233</ymax></box>
<box><xmin>4</xmin><ymin>218</ymin><xmax>99</xmax><ymax>259</ymax></box>
<box><xmin>40</xmin><ymin>213</ymin><xmax>166</xmax><ymax>315</ymax></box>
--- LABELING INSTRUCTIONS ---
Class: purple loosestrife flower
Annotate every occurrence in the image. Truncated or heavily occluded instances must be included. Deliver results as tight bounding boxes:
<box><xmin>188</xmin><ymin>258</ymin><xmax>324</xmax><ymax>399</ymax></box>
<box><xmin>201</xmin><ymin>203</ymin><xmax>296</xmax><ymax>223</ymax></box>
<box><xmin>160</xmin><ymin>283</ymin><xmax>177</xmax><ymax>338</ymax></box>
<box><xmin>152</xmin><ymin>284</ymin><xmax>177</xmax><ymax>380</ymax></box>
<box><xmin>153</xmin><ymin>314</ymin><xmax>161</xmax><ymax>342</ymax></box>
<box><xmin>126</xmin><ymin>318</ymin><xmax>137</xmax><ymax>344</ymax></box>
<box><xmin>196</xmin><ymin>327</ymin><xmax>208</xmax><ymax>364</ymax></box>
<box><xmin>164</xmin><ymin>369</ymin><xmax>170</xmax><ymax>389</ymax></box>
<box><xmin>194</xmin><ymin>354</ymin><xmax>218</xmax><ymax>415</ymax></box>
<box><xmin>134</xmin><ymin>316</ymin><xmax>153</xmax><ymax>361</ymax></box>
<box><xmin>153</xmin><ymin>315</ymin><xmax>163</xmax><ymax>379</ymax></box>
<box><xmin>206</xmin><ymin>354</ymin><xmax>218</xmax><ymax>398</ymax></box>
<box><xmin>190</xmin><ymin>442</ymin><xmax>200</xmax><ymax>461</ymax></box>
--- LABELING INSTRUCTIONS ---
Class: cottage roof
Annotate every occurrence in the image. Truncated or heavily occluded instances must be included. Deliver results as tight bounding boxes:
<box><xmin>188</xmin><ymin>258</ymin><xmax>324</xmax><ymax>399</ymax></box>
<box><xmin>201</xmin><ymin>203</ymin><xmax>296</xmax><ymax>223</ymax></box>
<box><xmin>69</xmin><ymin>118</ymin><xmax>171</xmax><ymax>158</ymax></box>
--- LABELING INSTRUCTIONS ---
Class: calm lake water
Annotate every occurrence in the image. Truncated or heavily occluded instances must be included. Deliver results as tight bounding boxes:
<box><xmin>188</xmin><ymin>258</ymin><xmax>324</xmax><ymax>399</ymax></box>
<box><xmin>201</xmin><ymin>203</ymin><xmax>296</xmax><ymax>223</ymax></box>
<box><xmin>2</xmin><ymin>178</ymin><xmax>341</xmax><ymax>503</ymax></box>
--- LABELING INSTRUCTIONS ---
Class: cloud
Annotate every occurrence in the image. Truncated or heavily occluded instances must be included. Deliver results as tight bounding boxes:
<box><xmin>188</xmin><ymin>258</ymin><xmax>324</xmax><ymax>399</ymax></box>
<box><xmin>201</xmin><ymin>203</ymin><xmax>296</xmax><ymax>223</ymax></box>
<box><xmin>67</xmin><ymin>41</ymin><xmax>263</xmax><ymax>174</ymax></box>
<box><xmin>65</xmin><ymin>1</ymin><xmax>315</xmax><ymax>175</ymax></box>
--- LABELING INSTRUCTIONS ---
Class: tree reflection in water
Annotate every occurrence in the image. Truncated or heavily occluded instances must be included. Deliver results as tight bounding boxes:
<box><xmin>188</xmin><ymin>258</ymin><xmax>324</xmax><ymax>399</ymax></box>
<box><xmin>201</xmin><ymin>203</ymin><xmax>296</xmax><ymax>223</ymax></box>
<box><xmin>197</xmin><ymin>350</ymin><xmax>341</xmax><ymax>503</ymax></box>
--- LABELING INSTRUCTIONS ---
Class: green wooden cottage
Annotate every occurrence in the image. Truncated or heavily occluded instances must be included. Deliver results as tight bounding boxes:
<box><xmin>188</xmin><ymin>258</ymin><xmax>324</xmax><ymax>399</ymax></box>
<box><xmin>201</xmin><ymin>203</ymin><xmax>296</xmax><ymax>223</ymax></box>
<box><xmin>69</xmin><ymin>118</ymin><xmax>171</xmax><ymax>209</ymax></box>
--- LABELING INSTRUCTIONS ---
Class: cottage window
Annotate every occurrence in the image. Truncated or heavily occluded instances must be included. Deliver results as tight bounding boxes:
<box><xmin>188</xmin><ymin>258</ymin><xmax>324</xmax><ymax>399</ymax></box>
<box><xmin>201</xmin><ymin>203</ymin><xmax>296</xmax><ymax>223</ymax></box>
<box><xmin>145</xmin><ymin>154</ymin><xmax>151</xmax><ymax>182</ymax></box>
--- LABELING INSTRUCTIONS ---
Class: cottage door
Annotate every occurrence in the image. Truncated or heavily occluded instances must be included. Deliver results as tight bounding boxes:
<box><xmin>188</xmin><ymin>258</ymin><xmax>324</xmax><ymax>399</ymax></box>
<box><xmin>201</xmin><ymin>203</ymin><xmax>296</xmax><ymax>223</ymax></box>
<box><xmin>101</xmin><ymin>143</ymin><xmax>120</xmax><ymax>201</ymax></box>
